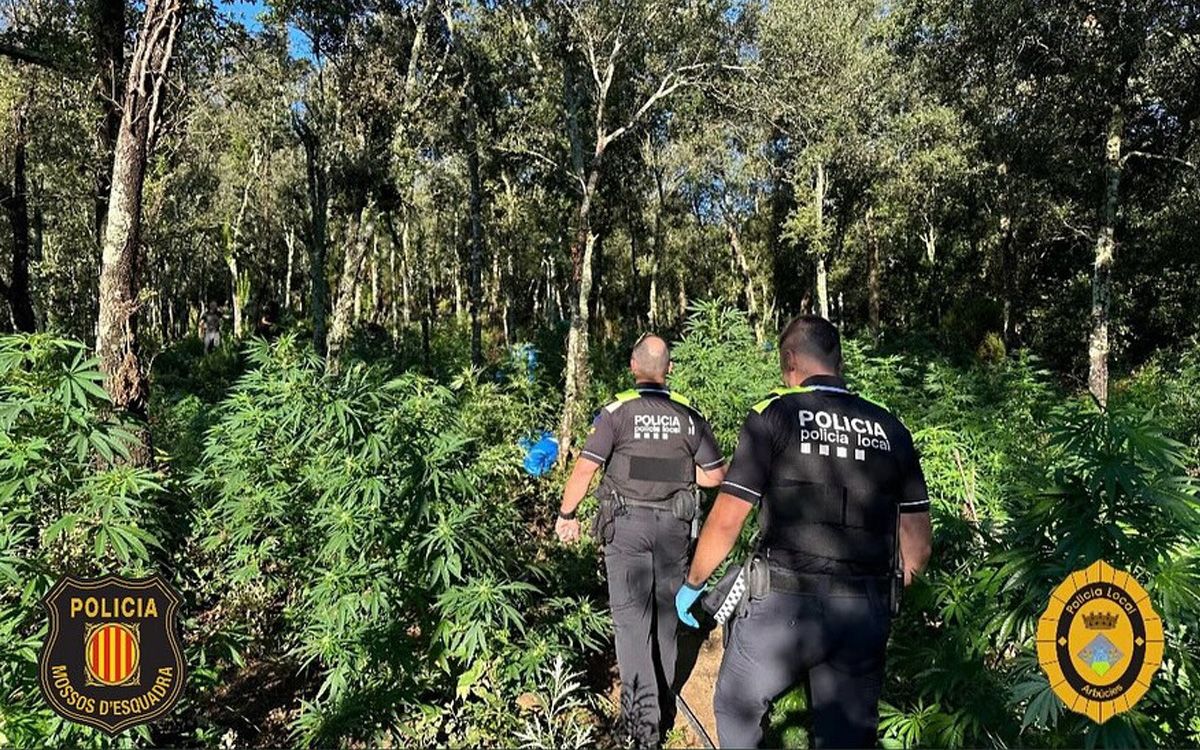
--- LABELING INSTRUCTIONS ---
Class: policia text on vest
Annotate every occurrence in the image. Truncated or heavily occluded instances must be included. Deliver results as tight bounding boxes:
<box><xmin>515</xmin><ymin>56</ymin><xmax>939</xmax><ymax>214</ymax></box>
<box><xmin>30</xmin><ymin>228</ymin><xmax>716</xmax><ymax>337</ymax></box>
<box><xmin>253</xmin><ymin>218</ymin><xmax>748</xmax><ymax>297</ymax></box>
<box><xmin>676</xmin><ymin>316</ymin><xmax>934</xmax><ymax>749</ymax></box>
<box><xmin>557</xmin><ymin>334</ymin><xmax>726</xmax><ymax>749</ymax></box>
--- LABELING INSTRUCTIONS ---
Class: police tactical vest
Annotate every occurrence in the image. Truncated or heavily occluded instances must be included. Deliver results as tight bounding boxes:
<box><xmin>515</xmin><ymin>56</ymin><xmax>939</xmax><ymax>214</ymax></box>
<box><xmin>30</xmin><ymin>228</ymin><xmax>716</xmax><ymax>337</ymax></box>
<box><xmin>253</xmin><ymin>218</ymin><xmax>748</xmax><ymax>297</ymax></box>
<box><xmin>596</xmin><ymin>387</ymin><xmax>701</xmax><ymax>503</ymax></box>
<box><xmin>755</xmin><ymin>385</ymin><xmax>907</xmax><ymax>576</ymax></box>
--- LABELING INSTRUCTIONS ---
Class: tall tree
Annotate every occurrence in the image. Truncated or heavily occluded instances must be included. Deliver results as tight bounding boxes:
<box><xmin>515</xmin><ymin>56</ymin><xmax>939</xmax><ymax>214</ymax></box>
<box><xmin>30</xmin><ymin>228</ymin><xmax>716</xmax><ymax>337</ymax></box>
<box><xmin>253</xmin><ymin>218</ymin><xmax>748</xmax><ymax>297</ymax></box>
<box><xmin>96</xmin><ymin>0</ymin><xmax>183</xmax><ymax>424</ymax></box>
<box><xmin>554</xmin><ymin>0</ymin><xmax>719</xmax><ymax>459</ymax></box>
<box><xmin>0</xmin><ymin>95</ymin><xmax>36</xmax><ymax>331</ymax></box>
<box><xmin>86</xmin><ymin>0</ymin><xmax>125</xmax><ymax>244</ymax></box>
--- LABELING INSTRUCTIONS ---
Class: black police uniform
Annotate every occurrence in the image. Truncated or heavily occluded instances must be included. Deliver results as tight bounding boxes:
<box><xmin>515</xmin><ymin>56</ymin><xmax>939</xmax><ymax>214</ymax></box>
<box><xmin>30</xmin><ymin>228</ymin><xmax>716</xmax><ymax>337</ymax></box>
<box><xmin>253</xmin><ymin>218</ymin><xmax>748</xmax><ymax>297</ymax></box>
<box><xmin>713</xmin><ymin>374</ymin><xmax>929</xmax><ymax>749</ymax></box>
<box><xmin>582</xmin><ymin>382</ymin><xmax>723</xmax><ymax>748</ymax></box>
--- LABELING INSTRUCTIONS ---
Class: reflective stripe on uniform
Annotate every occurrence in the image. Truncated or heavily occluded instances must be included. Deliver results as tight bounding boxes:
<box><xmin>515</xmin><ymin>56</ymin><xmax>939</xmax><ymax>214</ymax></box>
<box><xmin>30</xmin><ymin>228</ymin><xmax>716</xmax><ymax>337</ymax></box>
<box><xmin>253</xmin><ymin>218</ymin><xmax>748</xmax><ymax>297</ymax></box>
<box><xmin>722</xmin><ymin>481</ymin><xmax>762</xmax><ymax>498</ymax></box>
<box><xmin>752</xmin><ymin>386</ymin><xmax>815</xmax><ymax>413</ymax></box>
<box><xmin>606</xmin><ymin>389</ymin><xmax>642</xmax><ymax>412</ymax></box>
<box><xmin>668</xmin><ymin>392</ymin><xmax>692</xmax><ymax>407</ymax></box>
<box><xmin>751</xmin><ymin>384</ymin><xmax>890</xmax><ymax>413</ymax></box>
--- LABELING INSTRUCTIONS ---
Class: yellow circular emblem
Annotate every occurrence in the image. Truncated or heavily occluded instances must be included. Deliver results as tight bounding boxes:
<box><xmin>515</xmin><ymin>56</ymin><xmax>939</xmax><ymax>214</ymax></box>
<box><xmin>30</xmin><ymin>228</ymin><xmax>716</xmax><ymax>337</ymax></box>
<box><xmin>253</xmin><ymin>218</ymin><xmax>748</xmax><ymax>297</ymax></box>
<box><xmin>1036</xmin><ymin>559</ymin><xmax>1164</xmax><ymax>724</ymax></box>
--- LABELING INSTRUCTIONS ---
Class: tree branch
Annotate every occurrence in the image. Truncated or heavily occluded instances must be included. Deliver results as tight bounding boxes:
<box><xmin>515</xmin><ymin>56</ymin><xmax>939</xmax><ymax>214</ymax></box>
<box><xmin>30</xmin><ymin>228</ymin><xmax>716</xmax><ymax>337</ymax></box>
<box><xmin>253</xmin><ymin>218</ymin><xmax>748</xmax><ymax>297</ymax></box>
<box><xmin>0</xmin><ymin>41</ymin><xmax>61</xmax><ymax>70</ymax></box>
<box><xmin>1121</xmin><ymin>150</ymin><xmax>1198</xmax><ymax>170</ymax></box>
<box><xmin>605</xmin><ymin>62</ymin><xmax>708</xmax><ymax>146</ymax></box>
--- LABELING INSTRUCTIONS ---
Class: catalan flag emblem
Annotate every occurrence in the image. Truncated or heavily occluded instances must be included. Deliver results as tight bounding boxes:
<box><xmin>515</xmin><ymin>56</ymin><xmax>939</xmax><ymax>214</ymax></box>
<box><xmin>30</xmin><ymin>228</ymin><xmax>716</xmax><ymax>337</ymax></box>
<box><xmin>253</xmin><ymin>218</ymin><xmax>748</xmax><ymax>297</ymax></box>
<box><xmin>84</xmin><ymin>622</ymin><xmax>140</xmax><ymax>686</ymax></box>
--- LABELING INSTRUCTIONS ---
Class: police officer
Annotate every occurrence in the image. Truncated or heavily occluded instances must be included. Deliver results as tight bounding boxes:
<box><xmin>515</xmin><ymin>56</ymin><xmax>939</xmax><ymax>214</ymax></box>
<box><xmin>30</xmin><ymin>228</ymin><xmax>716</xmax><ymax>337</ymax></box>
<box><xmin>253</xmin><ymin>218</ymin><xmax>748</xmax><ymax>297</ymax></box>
<box><xmin>557</xmin><ymin>334</ymin><xmax>726</xmax><ymax>749</ymax></box>
<box><xmin>675</xmin><ymin>316</ymin><xmax>933</xmax><ymax>749</ymax></box>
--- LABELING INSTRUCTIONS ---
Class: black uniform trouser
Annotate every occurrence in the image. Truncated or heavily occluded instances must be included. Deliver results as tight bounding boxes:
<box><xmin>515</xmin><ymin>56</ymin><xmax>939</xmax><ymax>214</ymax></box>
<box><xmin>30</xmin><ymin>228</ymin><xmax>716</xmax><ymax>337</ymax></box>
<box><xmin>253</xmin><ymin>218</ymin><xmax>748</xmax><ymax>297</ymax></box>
<box><xmin>714</xmin><ymin>578</ymin><xmax>892</xmax><ymax>749</ymax></box>
<box><xmin>603</xmin><ymin>505</ymin><xmax>691</xmax><ymax>748</ymax></box>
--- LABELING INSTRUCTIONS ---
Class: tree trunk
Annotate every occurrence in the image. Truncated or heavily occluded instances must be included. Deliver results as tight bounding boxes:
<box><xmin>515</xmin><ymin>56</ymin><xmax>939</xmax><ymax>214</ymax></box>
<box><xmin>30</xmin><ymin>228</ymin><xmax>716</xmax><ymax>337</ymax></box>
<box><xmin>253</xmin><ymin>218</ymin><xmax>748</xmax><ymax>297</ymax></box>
<box><xmin>401</xmin><ymin>218</ymin><xmax>412</xmax><ymax>325</ymax></box>
<box><xmin>327</xmin><ymin>206</ymin><xmax>374</xmax><ymax>363</ymax></box>
<box><xmin>225</xmin><ymin>159</ymin><xmax>257</xmax><ymax>339</ymax></box>
<box><xmin>1</xmin><ymin>98</ymin><xmax>37</xmax><ymax>332</ymax></box>
<box><xmin>387</xmin><ymin>228</ymin><xmax>397</xmax><ymax>331</ymax></box>
<box><xmin>676</xmin><ymin>266</ymin><xmax>687</xmax><ymax>323</ymax></box>
<box><xmin>367</xmin><ymin>235</ymin><xmax>379</xmax><ymax>321</ymax></box>
<box><xmin>89</xmin><ymin>0</ymin><xmax>125</xmax><ymax>245</ymax></box>
<box><xmin>491</xmin><ymin>243</ymin><xmax>502</xmax><ymax>341</ymax></box>
<box><xmin>225</xmin><ymin>254</ymin><xmax>243</xmax><ymax>337</ymax></box>
<box><xmin>1089</xmin><ymin>105</ymin><xmax>1123</xmax><ymax>406</ymax></box>
<box><xmin>465</xmin><ymin>104</ymin><xmax>485</xmax><ymax>367</ymax></box>
<box><xmin>558</xmin><ymin>160</ymin><xmax>602</xmax><ymax>460</ymax></box>
<box><xmin>296</xmin><ymin>116</ymin><xmax>329</xmax><ymax>354</ymax></box>
<box><xmin>284</xmin><ymin>227</ymin><xmax>295</xmax><ymax>312</ymax></box>
<box><xmin>649</xmin><ymin>169</ymin><xmax>666</xmax><ymax>328</ymax></box>
<box><xmin>419</xmin><ymin>227</ymin><xmax>432</xmax><ymax>373</ymax></box>
<box><xmin>866</xmin><ymin>209</ymin><xmax>881</xmax><ymax>333</ymax></box>
<box><xmin>727</xmin><ymin>220</ymin><xmax>763</xmax><ymax>343</ymax></box>
<box><xmin>648</xmin><ymin>271</ymin><xmax>658</xmax><ymax>328</ymax></box>
<box><xmin>813</xmin><ymin>162</ymin><xmax>830</xmax><ymax>319</ymax></box>
<box><xmin>560</xmin><ymin>223</ymin><xmax>597</xmax><ymax>458</ymax></box>
<box><xmin>96</xmin><ymin>0</ymin><xmax>183</xmax><ymax>431</ymax></box>
<box><xmin>999</xmin><ymin>212</ymin><xmax>1015</xmax><ymax>344</ymax></box>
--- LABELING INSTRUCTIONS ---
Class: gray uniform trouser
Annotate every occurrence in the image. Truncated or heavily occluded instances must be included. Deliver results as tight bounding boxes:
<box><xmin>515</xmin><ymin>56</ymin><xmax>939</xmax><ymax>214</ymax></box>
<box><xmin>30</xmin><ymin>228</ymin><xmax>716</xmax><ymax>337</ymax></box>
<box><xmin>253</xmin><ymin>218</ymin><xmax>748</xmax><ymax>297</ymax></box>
<box><xmin>603</xmin><ymin>505</ymin><xmax>691</xmax><ymax>748</ymax></box>
<box><xmin>714</xmin><ymin>580</ymin><xmax>892</xmax><ymax>748</ymax></box>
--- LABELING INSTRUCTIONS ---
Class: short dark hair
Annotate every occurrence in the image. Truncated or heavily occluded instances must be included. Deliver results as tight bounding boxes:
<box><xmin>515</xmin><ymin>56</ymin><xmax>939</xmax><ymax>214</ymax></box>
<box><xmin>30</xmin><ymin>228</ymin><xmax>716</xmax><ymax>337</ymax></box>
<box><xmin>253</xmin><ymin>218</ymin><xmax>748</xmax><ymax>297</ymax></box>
<box><xmin>779</xmin><ymin>316</ymin><xmax>841</xmax><ymax>370</ymax></box>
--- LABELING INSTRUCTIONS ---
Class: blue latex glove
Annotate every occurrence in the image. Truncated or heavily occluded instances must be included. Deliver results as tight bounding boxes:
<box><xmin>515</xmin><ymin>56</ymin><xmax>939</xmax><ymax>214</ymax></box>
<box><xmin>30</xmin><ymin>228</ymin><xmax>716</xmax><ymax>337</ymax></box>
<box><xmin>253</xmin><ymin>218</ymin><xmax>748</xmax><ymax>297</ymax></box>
<box><xmin>675</xmin><ymin>581</ymin><xmax>705</xmax><ymax>628</ymax></box>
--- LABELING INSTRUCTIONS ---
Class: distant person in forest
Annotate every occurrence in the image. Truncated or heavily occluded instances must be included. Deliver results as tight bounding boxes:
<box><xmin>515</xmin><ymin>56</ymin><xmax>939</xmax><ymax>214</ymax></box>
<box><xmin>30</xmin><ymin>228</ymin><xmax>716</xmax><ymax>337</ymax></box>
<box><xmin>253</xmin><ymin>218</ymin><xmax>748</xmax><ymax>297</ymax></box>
<box><xmin>200</xmin><ymin>301</ymin><xmax>222</xmax><ymax>353</ymax></box>
<box><xmin>557</xmin><ymin>334</ymin><xmax>727</xmax><ymax>749</ymax></box>
<box><xmin>676</xmin><ymin>316</ymin><xmax>933</xmax><ymax>748</ymax></box>
<box><xmin>255</xmin><ymin>300</ymin><xmax>279</xmax><ymax>340</ymax></box>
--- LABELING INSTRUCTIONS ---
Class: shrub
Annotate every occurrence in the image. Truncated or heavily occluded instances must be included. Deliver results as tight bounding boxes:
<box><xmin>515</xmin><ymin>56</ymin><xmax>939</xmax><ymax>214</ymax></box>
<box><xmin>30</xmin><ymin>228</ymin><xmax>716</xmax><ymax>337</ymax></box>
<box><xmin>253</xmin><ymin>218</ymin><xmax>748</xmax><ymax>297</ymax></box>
<box><xmin>185</xmin><ymin>335</ymin><xmax>607</xmax><ymax>746</ymax></box>
<box><xmin>0</xmin><ymin>334</ymin><xmax>164</xmax><ymax>747</ymax></box>
<box><xmin>884</xmin><ymin>402</ymin><xmax>1200</xmax><ymax>748</ymax></box>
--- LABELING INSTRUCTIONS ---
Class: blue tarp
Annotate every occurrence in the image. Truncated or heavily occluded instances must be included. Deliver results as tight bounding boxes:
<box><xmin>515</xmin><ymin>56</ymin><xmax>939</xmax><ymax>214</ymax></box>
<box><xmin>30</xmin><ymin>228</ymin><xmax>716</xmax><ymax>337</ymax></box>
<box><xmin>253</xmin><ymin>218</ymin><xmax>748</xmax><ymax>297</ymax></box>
<box><xmin>519</xmin><ymin>431</ymin><xmax>559</xmax><ymax>477</ymax></box>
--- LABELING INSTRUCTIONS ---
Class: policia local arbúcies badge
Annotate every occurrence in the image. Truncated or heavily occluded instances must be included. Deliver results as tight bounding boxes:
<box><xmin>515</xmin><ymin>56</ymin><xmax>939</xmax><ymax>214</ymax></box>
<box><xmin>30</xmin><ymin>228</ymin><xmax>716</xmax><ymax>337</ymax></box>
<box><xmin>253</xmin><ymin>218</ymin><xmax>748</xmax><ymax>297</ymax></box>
<box><xmin>39</xmin><ymin>574</ymin><xmax>186</xmax><ymax>735</ymax></box>
<box><xmin>1037</xmin><ymin>559</ymin><xmax>1163</xmax><ymax>724</ymax></box>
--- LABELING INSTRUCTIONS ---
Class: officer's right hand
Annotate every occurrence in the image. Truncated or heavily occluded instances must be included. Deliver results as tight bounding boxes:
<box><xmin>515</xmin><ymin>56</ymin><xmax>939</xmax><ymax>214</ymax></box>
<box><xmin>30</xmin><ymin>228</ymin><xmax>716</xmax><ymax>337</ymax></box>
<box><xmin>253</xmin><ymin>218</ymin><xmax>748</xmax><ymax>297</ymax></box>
<box><xmin>555</xmin><ymin>517</ymin><xmax>581</xmax><ymax>545</ymax></box>
<box><xmin>675</xmin><ymin>581</ymin><xmax>705</xmax><ymax>628</ymax></box>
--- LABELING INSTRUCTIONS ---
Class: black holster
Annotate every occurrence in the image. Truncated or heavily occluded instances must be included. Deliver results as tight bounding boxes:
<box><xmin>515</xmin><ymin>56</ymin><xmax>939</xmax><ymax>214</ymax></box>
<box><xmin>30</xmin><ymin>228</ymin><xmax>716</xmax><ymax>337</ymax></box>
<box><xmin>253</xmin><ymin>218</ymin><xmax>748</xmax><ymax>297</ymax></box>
<box><xmin>593</xmin><ymin>497</ymin><xmax>619</xmax><ymax>546</ymax></box>
<box><xmin>672</xmin><ymin>488</ymin><xmax>701</xmax><ymax>538</ymax></box>
<box><xmin>671</xmin><ymin>488</ymin><xmax>699</xmax><ymax>522</ymax></box>
<box><xmin>747</xmin><ymin>556</ymin><xmax>770</xmax><ymax>599</ymax></box>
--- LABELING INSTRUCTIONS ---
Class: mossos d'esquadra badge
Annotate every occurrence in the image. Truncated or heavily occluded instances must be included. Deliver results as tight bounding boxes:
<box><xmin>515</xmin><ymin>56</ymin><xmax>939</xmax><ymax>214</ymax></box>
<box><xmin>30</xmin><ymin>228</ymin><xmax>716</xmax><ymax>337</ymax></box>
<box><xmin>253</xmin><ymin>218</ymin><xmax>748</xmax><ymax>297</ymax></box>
<box><xmin>1037</xmin><ymin>560</ymin><xmax>1163</xmax><ymax>724</ymax></box>
<box><xmin>39</xmin><ymin>574</ymin><xmax>186</xmax><ymax>735</ymax></box>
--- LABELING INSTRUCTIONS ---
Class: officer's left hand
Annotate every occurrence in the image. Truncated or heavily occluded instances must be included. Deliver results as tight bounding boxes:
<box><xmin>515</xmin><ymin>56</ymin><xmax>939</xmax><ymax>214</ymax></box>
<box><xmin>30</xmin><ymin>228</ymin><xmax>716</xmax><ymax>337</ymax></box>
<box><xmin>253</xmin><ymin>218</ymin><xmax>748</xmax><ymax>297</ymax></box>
<box><xmin>675</xmin><ymin>581</ymin><xmax>705</xmax><ymax>628</ymax></box>
<box><xmin>555</xmin><ymin>517</ymin><xmax>581</xmax><ymax>545</ymax></box>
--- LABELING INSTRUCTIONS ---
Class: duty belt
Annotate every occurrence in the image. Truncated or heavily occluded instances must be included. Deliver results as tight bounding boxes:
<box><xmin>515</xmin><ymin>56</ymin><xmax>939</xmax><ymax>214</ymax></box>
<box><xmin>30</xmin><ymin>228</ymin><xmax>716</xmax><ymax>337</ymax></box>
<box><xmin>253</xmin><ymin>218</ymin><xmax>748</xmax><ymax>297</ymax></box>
<box><xmin>607</xmin><ymin>491</ymin><xmax>700</xmax><ymax>538</ymax></box>
<box><xmin>766</xmin><ymin>565</ymin><xmax>890</xmax><ymax>598</ymax></box>
<box><xmin>614</xmin><ymin>495</ymin><xmax>672</xmax><ymax>511</ymax></box>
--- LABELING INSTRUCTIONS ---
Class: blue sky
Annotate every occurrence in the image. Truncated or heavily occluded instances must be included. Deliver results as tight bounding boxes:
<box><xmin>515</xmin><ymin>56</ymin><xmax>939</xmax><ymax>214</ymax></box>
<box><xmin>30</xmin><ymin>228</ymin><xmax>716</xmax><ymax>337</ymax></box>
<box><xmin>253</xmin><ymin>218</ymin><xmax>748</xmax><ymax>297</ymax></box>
<box><xmin>219</xmin><ymin>0</ymin><xmax>313</xmax><ymax>59</ymax></box>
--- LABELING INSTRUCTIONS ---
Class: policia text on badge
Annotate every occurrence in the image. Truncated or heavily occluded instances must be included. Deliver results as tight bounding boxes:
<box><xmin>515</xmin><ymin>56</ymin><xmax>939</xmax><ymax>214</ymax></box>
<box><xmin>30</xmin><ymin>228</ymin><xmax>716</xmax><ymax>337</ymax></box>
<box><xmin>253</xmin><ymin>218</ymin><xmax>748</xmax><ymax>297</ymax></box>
<box><xmin>69</xmin><ymin>595</ymin><xmax>158</xmax><ymax>619</ymax></box>
<box><xmin>798</xmin><ymin>408</ymin><xmax>892</xmax><ymax>454</ymax></box>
